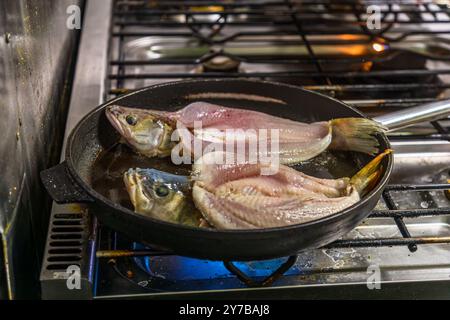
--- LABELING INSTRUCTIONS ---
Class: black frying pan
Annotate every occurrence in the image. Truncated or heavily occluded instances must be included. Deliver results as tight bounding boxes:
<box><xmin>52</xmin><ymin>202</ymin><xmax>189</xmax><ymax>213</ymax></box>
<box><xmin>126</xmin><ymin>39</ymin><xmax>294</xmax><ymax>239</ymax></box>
<box><xmin>40</xmin><ymin>79</ymin><xmax>450</xmax><ymax>261</ymax></box>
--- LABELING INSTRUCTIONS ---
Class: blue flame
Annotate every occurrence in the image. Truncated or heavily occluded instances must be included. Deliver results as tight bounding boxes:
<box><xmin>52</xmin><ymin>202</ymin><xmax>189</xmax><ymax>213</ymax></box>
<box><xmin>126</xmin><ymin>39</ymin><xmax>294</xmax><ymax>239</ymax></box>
<box><xmin>132</xmin><ymin>243</ymin><xmax>300</xmax><ymax>282</ymax></box>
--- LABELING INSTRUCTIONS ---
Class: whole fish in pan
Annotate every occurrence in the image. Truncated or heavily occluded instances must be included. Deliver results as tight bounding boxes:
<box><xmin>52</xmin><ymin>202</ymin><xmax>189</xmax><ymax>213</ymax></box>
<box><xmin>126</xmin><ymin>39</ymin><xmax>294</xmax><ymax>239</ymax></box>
<box><xmin>123</xmin><ymin>149</ymin><xmax>391</xmax><ymax>229</ymax></box>
<box><xmin>191</xmin><ymin>150</ymin><xmax>390</xmax><ymax>229</ymax></box>
<box><xmin>106</xmin><ymin>102</ymin><xmax>386</xmax><ymax>165</ymax></box>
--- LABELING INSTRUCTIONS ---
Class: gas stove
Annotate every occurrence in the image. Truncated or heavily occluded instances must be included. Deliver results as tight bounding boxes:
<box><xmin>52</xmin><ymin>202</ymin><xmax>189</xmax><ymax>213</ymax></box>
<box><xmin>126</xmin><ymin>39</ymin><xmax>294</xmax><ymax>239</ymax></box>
<box><xmin>40</xmin><ymin>0</ymin><xmax>450</xmax><ymax>299</ymax></box>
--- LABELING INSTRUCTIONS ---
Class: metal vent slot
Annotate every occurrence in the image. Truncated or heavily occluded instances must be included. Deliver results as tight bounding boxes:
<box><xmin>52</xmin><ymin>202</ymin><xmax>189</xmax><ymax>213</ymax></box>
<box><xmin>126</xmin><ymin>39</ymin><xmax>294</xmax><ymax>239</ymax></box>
<box><xmin>50</xmin><ymin>234</ymin><xmax>82</xmax><ymax>240</ymax></box>
<box><xmin>48</xmin><ymin>248</ymin><xmax>82</xmax><ymax>254</ymax></box>
<box><xmin>51</xmin><ymin>227</ymin><xmax>83</xmax><ymax>233</ymax></box>
<box><xmin>53</xmin><ymin>220</ymin><xmax>82</xmax><ymax>226</ymax></box>
<box><xmin>49</xmin><ymin>239</ymin><xmax>82</xmax><ymax>246</ymax></box>
<box><xmin>46</xmin><ymin>264</ymin><xmax>80</xmax><ymax>271</ymax></box>
<box><xmin>47</xmin><ymin>256</ymin><xmax>82</xmax><ymax>263</ymax></box>
<box><xmin>54</xmin><ymin>213</ymin><xmax>83</xmax><ymax>219</ymax></box>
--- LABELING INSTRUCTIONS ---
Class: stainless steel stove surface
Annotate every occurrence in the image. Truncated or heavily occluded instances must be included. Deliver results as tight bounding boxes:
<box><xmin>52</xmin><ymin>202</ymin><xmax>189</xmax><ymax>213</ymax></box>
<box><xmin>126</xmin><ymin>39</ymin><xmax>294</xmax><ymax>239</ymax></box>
<box><xmin>41</xmin><ymin>0</ymin><xmax>450</xmax><ymax>299</ymax></box>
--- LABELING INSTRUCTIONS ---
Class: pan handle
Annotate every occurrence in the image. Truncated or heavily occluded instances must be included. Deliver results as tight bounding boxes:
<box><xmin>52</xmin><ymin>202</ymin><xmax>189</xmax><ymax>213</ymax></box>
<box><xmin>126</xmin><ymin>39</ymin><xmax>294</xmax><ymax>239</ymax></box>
<box><xmin>372</xmin><ymin>99</ymin><xmax>450</xmax><ymax>131</ymax></box>
<box><xmin>40</xmin><ymin>162</ymin><xmax>94</xmax><ymax>204</ymax></box>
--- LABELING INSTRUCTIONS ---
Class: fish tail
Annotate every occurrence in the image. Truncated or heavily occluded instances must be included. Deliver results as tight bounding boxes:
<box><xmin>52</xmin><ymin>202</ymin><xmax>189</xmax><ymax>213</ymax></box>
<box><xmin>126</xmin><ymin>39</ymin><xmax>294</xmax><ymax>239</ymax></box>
<box><xmin>329</xmin><ymin>118</ymin><xmax>387</xmax><ymax>155</ymax></box>
<box><xmin>350</xmin><ymin>149</ymin><xmax>392</xmax><ymax>195</ymax></box>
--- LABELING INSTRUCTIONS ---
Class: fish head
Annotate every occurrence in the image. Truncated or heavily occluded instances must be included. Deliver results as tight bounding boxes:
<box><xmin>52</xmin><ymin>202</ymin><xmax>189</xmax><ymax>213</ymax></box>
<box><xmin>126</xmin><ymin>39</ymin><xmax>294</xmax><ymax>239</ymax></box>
<box><xmin>123</xmin><ymin>168</ymin><xmax>191</xmax><ymax>222</ymax></box>
<box><xmin>106</xmin><ymin>105</ymin><xmax>174</xmax><ymax>157</ymax></box>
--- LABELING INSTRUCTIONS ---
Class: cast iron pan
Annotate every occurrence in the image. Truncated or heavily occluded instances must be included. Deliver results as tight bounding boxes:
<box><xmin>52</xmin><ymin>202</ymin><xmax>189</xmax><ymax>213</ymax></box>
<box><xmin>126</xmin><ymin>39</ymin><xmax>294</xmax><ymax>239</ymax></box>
<box><xmin>40</xmin><ymin>79</ymin><xmax>450</xmax><ymax>261</ymax></box>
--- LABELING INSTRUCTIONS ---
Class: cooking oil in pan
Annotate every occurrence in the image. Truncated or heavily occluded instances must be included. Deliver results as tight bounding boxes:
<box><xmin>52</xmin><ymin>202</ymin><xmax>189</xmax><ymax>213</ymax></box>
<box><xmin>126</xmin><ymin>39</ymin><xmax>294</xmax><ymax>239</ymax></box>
<box><xmin>292</xmin><ymin>150</ymin><xmax>360</xmax><ymax>180</ymax></box>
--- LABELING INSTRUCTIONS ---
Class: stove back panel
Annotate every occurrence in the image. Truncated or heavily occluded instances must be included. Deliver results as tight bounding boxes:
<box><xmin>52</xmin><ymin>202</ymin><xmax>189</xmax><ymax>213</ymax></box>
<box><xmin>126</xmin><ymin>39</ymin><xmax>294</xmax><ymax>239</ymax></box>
<box><xmin>0</xmin><ymin>0</ymin><xmax>83</xmax><ymax>299</ymax></box>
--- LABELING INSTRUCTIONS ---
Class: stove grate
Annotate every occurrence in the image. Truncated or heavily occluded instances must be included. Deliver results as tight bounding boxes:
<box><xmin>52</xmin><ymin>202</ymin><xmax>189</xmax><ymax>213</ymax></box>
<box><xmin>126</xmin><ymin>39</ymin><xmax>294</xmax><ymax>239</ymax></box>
<box><xmin>108</xmin><ymin>1</ymin><xmax>450</xmax><ymax>113</ymax></box>
<box><xmin>98</xmin><ymin>0</ymin><xmax>450</xmax><ymax>289</ymax></box>
<box><xmin>104</xmin><ymin>0</ymin><xmax>450</xmax><ymax>253</ymax></box>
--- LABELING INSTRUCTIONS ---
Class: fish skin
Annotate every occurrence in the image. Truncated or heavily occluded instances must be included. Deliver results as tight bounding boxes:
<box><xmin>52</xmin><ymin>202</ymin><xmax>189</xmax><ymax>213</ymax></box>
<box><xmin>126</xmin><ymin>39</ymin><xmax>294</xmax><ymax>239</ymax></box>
<box><xmin>193</xmin><ymin>185</ymin><xmax>360</xmax><ymax>229</ymax></box>
<box><xmin>106</xmin><ymin>102</ymin><xmax>386</xmax><ymax>164</ymax></box>
<box><xmin>123</xmin><ymin>168</ymin><xmax>203</xmax><ymax>227</ymax></box>
<box><xmin>192</xmin><ymin>150</ymin><xmax>390</xmax><ymax>229</ymax></box>
<box><xmin>192</xmin><ymin>151</ymin><xmax>350</xmax><ymax>197</ymax></box>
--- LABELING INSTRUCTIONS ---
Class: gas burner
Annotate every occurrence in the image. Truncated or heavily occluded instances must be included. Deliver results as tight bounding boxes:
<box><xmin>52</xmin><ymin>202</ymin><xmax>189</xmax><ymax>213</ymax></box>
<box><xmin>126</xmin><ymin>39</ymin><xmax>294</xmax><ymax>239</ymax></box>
<box><xmin>199</xmin><ymin>55</ymin><xmax>241</xmax><ymax>73</ymax></box>
<box><xmin>103</xmin><ymin>242</ymin><xmax>299</xmax><ymax>291</ymax></box>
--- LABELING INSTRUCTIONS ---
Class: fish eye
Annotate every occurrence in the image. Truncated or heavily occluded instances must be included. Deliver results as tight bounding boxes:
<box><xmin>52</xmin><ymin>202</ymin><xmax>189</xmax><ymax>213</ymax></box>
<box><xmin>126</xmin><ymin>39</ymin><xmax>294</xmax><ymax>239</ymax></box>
<box><xmin>126</xmin><ymin>115</ymin><xmax>138</xmax><ymax>126</ymax></box>
<box><xmin>154</xmin><ymin>185</ymin><xmax>170</xmax><ymax>197</ymax></box>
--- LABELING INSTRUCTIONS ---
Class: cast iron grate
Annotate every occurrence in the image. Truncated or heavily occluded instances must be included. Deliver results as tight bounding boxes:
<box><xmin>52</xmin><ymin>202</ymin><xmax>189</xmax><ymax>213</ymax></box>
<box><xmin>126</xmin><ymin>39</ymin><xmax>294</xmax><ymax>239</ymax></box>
<box><xmin>101</xmin><ymin>0</ymin><xmax>450</xmax><ymax>287</ymax></box>
<box><xmin>108</xmin><ymin>0</ymin><xmax>450</xmax><ymax>106</ymax></box>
